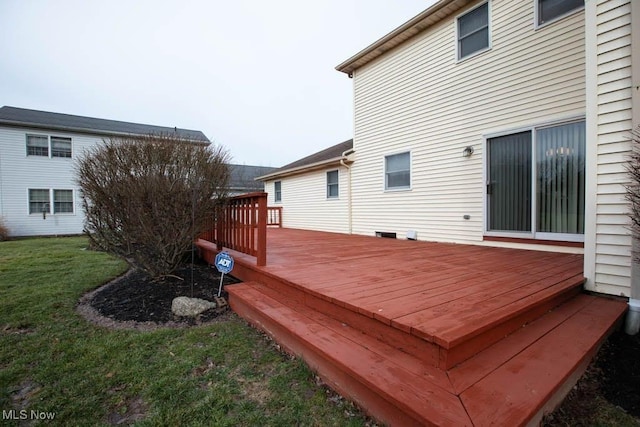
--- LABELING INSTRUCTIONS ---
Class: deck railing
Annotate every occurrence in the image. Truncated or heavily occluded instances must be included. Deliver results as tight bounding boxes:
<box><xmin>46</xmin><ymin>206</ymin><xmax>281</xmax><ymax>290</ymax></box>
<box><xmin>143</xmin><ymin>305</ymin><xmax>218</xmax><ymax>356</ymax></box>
<box><xmin>267</xmin><ymin>206</ymin><xmax>282</xmax><ymax>228</ymax></box>
<box><xmin>200</xmin><ymin>192</ymin><xmax>267</xmax><ymax>266</ymax></box>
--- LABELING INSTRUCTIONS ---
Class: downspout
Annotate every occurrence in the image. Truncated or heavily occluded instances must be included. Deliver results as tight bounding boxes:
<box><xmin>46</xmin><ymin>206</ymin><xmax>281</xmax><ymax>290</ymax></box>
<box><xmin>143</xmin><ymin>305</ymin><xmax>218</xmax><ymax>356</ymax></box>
<box><xmin>626</xmin><ymin>0</ymin><xmax>640</xmax><ymax>335</ymax></box>
<box><xmin>340</xmin><ymin>149</ymin><xmax>354</xmax><ymax>234</ymax></box>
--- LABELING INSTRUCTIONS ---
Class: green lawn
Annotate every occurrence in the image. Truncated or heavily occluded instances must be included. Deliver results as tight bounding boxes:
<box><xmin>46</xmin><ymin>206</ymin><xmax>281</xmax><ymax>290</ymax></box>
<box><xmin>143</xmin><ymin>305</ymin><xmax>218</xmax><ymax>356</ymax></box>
<box><xmin>0</xmin><ymin>237</ymin><xmax>367</xmax><ymax>426</ymax></box>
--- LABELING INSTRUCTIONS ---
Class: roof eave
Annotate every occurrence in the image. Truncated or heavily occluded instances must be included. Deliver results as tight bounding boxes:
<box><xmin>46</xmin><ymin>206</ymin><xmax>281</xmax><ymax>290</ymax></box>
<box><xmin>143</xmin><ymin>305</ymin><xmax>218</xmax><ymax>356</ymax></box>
<box><xmin>335</xmin><ymin>0</ymin><xmax>467</xmax><ymax>75</ymax></box>
<box><xmin>0</xmin><ymin>119</ymin><xmax>210</xmax><ymax>143</ymax></box>
<box><xmin>256</xmin><ymin>156</ymin><xmax>354</xmax><ymax>181</ymax></box>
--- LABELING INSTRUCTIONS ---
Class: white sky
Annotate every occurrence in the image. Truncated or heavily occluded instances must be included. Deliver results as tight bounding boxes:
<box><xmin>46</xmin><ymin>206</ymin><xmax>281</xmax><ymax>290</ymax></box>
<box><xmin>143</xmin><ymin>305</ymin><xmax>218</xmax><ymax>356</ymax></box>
<box><xmin>0</xmin><ymin>0</ymin><xmax>437</xmax><ymax>167</ymax></box>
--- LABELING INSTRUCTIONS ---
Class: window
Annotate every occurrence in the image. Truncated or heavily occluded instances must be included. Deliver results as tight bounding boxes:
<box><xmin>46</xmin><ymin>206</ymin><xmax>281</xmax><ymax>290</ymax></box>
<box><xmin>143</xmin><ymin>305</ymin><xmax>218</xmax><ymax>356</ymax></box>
<box><xmin>385</xmin><ymin>152</ymin><xmax>411</xmax><ymax>190</ymax></box>
<box><xmin>274</xmin><ymin>181</ymin><xmax>282</xmax><ymax>202</ymax></box>
<box><xmin>537</xmin><ymin>0</ymin><xmax>584</xmax><ymax>26</ymax></box>
<box><xmin>51</xmin><ymin>137</ymin><xmax>72</xmax><ymax>158</ymax></box>
<box><xmin>26</xmin><ymin>134</ymin><xmax>72</xmax><ymax>158</ymax></box>
<box><xmin>26</xmin><ymin>135</ymin><xmax>49</xmax><ymax>156</ymax></box>
<box><xmin>29</xmin><ymin>189</ymin><xmax>74</xmax><ymax>214</ymax></box>
<box><xmin>327</xmin><ymin>170</ymin><xmax>339</xmax><ymax>198</ymax></box>
<box><xmin>457</xmin><ymin>2</ymin><xmax>489</xmax><ymax>60</ymax></box>
<box><xmin>54</xmin><ymin>190</ymin><xmax>74</xmax><ymax>213</ymax></box>
<box><xmin>486</xmin><ymin>119</ymin><xmax>585</xmax><ymax>240</ymax></box>
<box><xmin>29</xmin><ymin>189</ymin><xmax>50</xmax><ymax>214</ymax></box>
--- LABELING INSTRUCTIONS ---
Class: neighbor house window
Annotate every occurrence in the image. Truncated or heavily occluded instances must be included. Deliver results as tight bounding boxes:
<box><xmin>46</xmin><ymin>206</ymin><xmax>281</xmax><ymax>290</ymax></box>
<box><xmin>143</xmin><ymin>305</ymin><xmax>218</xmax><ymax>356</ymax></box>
<box><xmin>26</xmin><ymin>134</ymin><xmax>72</xmax><ymax>158</ymax></box>
<box><xmin>537</xmin><ymin>0</ymin><xmax>584</xmax><ymax>26</ymax></box>
<box><xmin>26</xmin><ymin>135</ymin><xmax>49</xmax><ymax>156</ymax></box>
<box><xmin>29</xmin><ymin>189</ymin><xmax>74</xmax><ymax>214</ymax></box>
<box><xmin>51</xmin><ymin>137</ymin><xmax>72</xmax><ymax>158</ymax></box>
<box><xmin>29</xmin><ymin>189</ymin><xmax>50</xmax><ymax>214</ymax></box>
<box><xmin>457</xmin><ymin>2</ymin><xmax>490</xmax><ymax>60</ymax></box>
<box><xmin>486</xmin><ymin>119</ymin><xmax>585</xmax><ymax>240</ymax></box>
<box><xmin>385</xmin><ymin>152</ymin><xmax>411</xmax><ymax>190</ymax></box>
<box><xmin>274</xmin><ymin>181</ymin><xmax>282</xmax><ymax>202</ymax></box>
<box><xmin>327</xmin><ymin>170</ymin><xmax>339</xmax><ymax>198</ymax></box>
<box><xmin>53</xmin><ymin>190</ymin><xmax>74</xmax><ymax>213</ymax></box>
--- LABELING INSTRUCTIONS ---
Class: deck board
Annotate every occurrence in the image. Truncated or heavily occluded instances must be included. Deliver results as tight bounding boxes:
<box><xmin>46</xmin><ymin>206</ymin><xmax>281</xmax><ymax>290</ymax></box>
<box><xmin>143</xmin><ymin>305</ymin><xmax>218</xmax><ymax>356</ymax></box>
<box><xmin>209</xmin><ymin>228</ymin><xmax>586</xmax><ymax>347</ymax></box>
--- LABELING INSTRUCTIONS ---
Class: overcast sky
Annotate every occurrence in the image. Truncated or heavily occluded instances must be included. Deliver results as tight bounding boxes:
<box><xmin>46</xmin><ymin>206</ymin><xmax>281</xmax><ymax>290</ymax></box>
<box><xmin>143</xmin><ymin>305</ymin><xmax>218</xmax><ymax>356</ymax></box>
<box><xmin>0</xmin><ymin>0</ymin><xmax>436</xmax><ymax>167</ymax></box>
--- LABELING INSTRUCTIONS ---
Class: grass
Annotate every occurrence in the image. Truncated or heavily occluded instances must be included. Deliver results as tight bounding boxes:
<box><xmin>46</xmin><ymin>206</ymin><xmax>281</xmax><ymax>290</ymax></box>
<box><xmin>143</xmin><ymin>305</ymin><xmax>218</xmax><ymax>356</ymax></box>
<box><xmin>0</xmin><ymin>237</ymin><xmax>368</xmax><ymax>426</ymax></box>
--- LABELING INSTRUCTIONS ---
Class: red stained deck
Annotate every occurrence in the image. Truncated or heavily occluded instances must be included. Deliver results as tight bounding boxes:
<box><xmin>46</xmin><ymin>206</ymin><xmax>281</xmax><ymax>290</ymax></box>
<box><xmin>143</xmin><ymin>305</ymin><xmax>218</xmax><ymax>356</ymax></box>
<box><xmin>196</xmin><ymin>228</ymin><xmax>627</xmax><ymax>426</ymax></box>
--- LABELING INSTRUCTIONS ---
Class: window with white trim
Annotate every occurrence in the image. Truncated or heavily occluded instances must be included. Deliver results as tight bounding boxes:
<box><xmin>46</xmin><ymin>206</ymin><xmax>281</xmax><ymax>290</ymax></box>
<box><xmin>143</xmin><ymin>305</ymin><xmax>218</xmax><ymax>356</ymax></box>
<box><xmin>28</xmin><ymin>189</ymin><xmax>74</xmax><ymax>215</ymax></box>
<box><xmin>54</xmin><ymin>190</ymin><xmax>74</xmax><ymax>213</ymax></box>
<box><xmin>26</xmin><ymin>134</ymin><xmax>72</xmax><ymax>158</ymax></box>
<box><xmin>327</xmin><ymin>170</ymin><xmax>339</xmax><ymax>198</ymax></box>
<box><xmin>51</xmin><ymin>137</ymin><xmax>72</xmax><ymax>158</ymax></box>
<box><xmin>457</xmin><ymin>2</ymin><xmax>489</xmax><ymax>60</ymax></box>
<box><xmin>536</xmin><ymin>0</ymin><xmax>584</xmax><ymax>26</ymax></box>
<box><xmin>26</xmin><ymin>135</ymin><xmax>49</xmax><ymax>156</ymax></box>
<box><xmin>385</xmin><ymin>152</ymin><xmax>411</xmax><ymax>190</ymax></box>
<box><xmin>29</xmin><ymin>189</ymin><xmax>50</xmax><ymax>214</ymax></box>
<box><xmin>274</xmin><ymin>181</ymin><xmax>282</xmax><ymax>202</ymax></box>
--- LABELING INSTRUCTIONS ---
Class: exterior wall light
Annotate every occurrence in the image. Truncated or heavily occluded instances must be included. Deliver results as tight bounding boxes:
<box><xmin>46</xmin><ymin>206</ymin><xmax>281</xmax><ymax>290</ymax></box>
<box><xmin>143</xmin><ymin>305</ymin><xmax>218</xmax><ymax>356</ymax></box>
<box><xmin>462</xmin><ymin>146</ymin><xmax>474</xmax><ymax>157</ymax></box>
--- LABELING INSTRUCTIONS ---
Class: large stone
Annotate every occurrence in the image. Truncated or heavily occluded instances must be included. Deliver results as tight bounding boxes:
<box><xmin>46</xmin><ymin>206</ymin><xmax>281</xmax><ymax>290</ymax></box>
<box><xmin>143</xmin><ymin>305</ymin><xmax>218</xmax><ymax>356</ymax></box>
<box><xmin>171</xmin><ymin>296</ymin><xmax>216</xmax><ymax>317</ymax></box>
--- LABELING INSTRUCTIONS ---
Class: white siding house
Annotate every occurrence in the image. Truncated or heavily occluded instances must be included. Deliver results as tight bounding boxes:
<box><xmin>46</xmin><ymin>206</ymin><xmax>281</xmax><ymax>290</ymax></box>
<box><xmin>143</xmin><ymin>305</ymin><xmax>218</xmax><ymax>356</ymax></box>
<box><xmin>259</xmin><ymin>140</ymin><xmax>353</xmax><ymax>234</ymax></box>
<box><xmin>0</xmin><ymin>106</ymin><xmax>210</xmax><ymax>237</ymax></box>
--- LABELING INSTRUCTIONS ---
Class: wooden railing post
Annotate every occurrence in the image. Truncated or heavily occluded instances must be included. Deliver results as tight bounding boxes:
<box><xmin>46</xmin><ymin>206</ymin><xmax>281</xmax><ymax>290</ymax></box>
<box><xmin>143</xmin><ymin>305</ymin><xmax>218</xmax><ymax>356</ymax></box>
<box><xmin>215</xmin><ymin>206</ymin><xmax>223</xmax><ymax>252</ymax></box>
<box><xmin>257</xmin><ymin>193</ymin><xmax>267</xmax><ymax>266</ymax></box>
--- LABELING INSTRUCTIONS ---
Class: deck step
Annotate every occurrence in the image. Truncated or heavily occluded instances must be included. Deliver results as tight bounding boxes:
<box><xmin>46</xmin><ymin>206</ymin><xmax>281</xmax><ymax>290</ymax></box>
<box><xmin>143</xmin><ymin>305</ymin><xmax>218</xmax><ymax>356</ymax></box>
<box><xmin>227</xmin><ymin>281</ymin><xmax>473</xmax><ymax>426</ymax></box>
<box><xmin>228</xmin><ymin>281</ymin><xmax>627</xmax><ymax>426</ymax></box>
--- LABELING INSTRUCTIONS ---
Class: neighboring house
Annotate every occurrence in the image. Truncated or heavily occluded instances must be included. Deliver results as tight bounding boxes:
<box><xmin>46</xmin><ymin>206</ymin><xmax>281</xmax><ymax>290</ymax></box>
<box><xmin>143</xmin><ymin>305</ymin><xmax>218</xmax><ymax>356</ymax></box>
<box><xmin>0</xmin><ymin>106</ymin><xmax>210</xmax><ymax>237</ymax></box>
<box><xmin>259</xmin><ymin>139</ymin><xmax>354</xmax><ymax>233</ymax></box>
<box><xmin>262</xmin><ymin>0</ymin><xmax>639</xmax><ymax>298</ymax></box>
<box><xmin>228</xmin><ymin>164</ymin><xmax>275</xmax><ymax>196</ymax></box>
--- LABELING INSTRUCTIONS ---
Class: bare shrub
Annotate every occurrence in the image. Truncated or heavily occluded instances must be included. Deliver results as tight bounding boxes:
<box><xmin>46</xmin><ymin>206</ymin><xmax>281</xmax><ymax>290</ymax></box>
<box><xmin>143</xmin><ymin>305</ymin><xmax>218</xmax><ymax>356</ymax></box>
<box><xmin>76</xmin><ymin>133</ymin><xmax>229</xmax><ymax>277</ymax></box>
<box><xmin>0</xmin><ymin>217</ymin><xmax>9</xmax><ymax>241</ymax></box>
<box><xmin>626</xmin><ymin>126</ymin><xmax>640</xmax><ymax>262</ymax></box>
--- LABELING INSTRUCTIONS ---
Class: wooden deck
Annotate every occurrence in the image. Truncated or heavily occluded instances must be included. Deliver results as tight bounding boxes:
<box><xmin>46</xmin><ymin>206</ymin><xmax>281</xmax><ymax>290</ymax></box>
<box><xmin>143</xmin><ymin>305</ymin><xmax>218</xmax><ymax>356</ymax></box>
<box><xmin>196</xmin><ymin>228</ymin><xmax>627</xmax><ymax>426</ymax></box>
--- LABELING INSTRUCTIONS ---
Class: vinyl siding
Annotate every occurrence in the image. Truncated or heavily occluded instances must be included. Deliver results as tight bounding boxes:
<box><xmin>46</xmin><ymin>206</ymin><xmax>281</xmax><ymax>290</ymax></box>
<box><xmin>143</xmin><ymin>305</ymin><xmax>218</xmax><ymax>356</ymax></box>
<box><xmin>0</xmin><ymin>126</ymin><xmax>106</xmax><ymax>236</ymax></box>
<box><xmin>584</xmin><ymin>0</ymin><xmax>634</xmax><ymax>296</ymax></box>
<box><xmin>351</xmin><ymin>0</ymin><xmax>586</xmax><ymax>243</ymax></box>
<box><xmin>265</xmin><ymin>168</ymin><xmax>349</xmax><ymax>234</ymax></box>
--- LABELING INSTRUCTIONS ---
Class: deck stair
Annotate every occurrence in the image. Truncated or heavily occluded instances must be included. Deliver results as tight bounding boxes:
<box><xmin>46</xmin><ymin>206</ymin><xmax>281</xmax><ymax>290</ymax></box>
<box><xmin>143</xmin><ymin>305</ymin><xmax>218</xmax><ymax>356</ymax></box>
<box><xmin>196</xmin><ymin>231</ymin><xmax>628</xmax><ymax>426</ymax></box>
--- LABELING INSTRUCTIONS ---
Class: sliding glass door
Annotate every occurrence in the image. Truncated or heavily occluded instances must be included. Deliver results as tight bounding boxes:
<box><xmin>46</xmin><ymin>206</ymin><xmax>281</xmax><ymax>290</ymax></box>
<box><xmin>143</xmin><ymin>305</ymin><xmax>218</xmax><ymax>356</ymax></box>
<box><xmin>487</xmin><ymin>131</ymin><xmax>532</xmax><ymax>232</ymax></box>
<box><xmin>486</xmin><ymin>120</ymin><xmax>585</xmax><ymax>241</ymax></box>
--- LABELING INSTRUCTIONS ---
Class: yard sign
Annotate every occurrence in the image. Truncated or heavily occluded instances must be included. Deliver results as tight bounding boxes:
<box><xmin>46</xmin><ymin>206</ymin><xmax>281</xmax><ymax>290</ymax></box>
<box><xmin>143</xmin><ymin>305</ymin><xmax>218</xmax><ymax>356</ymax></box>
<box><xmin>214</xmin><ymin>251</ymin><xmax>234</xmax><ymax>297</ymax></box>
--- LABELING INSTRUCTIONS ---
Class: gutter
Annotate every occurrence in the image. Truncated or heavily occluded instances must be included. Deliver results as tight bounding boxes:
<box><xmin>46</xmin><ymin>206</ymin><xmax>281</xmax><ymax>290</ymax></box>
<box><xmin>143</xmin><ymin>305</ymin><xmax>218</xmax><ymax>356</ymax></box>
<box><xmin>256</xmin><ymin>156</ymin><xmax>353</xmax><ymax>182</ymax></box>
<box><xmin>335</xmin><ymin>0</ymin><xmax>465</xmax><ymax>75</ymax></box>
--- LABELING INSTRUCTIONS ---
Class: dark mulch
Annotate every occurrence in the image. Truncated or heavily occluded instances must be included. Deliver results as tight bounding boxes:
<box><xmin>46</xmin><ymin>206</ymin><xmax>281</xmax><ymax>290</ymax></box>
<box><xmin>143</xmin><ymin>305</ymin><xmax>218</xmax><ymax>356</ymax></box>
<box><xmin>544</xmin><ymin>329</ymin><xmax>640</xmax><ymax>425</ymax></box>
<box><xmin>89</xmin><ymin>260</ymin><xmax>240</xmax><ymax>326</ymax></box>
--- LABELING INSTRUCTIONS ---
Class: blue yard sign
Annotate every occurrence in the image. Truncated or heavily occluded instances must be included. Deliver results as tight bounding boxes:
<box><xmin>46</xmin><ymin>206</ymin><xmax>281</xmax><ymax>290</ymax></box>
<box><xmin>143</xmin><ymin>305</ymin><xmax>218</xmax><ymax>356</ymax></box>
<box><xmin>214</xmin><ymin>252</ymin><xmax>234</xmax><ymax>297</ymax></box>
<box><xmin>215</xmin><ymin>251</ymin><xmax>234</xmax><ymax>274</ymax></box>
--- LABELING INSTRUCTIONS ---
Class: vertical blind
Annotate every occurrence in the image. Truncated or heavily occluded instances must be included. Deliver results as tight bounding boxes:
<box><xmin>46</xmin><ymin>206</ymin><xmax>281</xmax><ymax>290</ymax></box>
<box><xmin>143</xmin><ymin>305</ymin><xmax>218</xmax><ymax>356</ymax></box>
<box><xmin>487</xmin><ymin>120</ymin><xmax>586</xmax><ymax>237</ymax></box>
<box><xmin>536</xmin><ymin>121</ymin><xmax>585</xmax><ymax>234</ymax></box>
<box><xmin>488</xmin><ymin>131</ymin><xmax>532</xmax><ymax>232</ymax></box>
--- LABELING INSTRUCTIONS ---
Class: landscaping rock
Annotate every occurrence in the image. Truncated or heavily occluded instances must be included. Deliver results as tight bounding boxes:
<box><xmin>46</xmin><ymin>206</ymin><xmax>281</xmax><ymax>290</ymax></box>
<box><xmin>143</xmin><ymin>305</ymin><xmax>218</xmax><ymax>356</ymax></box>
<box><xmin>171</xmin><ymin>297</ymin><xmax>216</xmax><ymax>317</ymax></box>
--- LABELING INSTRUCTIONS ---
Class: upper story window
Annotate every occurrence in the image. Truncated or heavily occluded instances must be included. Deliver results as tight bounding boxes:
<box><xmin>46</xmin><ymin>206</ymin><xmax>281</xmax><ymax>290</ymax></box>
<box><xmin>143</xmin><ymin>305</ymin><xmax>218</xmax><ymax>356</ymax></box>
<box><xmin>457</xmin><ymin>2</ymin><xmax>490</xmax><ymax>60</ymax></box>
<box><xmin>51</xmin><ymin>137</ymin><xmax>72</xmax><ymax>158</ymax></box>
<box><xmin>274</xmin><ymin>181</ymin><xmax>282</xmax><ymax>202</ymax></box>
<box><xmin>26</xmin><ymin>134</ymin><xmax>73</xmax><ymax>158</ymax></box>
<box><xmin>537</xmin><ymin>0</ymin><xmax>584</xmax><ymax>26</ymax></box>
<box><xmin>26</xmin><ymin>135</ymin><xmax>49</xmax><ymax>156</ymax></box>
<box><xmin>385</xmin><ymin>152</ymin><xmax>411</xmax><ymax>190</ymax></box>
<box><xmin>327</xmin><ymin>170</ymin><xmax>339</xmax><ymax>199</ymax></box>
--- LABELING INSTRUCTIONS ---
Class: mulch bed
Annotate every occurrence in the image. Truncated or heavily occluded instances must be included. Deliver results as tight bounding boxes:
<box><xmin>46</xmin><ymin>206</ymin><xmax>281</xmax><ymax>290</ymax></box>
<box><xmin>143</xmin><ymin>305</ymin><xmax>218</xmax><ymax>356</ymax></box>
<box><xmin>78</xmin><ymin>261</ymin><xmax>241</xmax><ymax>329</ymax></box>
